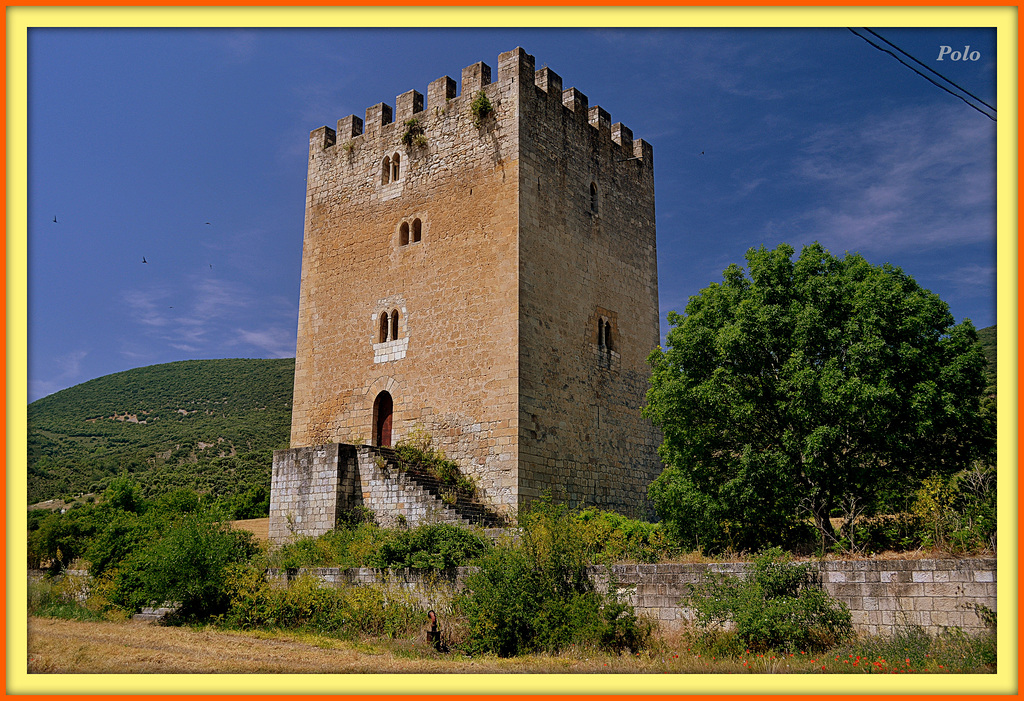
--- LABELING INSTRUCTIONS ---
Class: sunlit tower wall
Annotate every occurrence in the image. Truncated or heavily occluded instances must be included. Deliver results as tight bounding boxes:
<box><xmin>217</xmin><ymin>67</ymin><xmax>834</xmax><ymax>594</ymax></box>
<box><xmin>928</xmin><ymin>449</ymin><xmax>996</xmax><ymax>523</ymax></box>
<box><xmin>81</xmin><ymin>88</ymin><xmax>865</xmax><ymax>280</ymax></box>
<box><xmin>281</xmin><ymin>47</ymin><xmax>660</xmax><ymax>529</ymax></box>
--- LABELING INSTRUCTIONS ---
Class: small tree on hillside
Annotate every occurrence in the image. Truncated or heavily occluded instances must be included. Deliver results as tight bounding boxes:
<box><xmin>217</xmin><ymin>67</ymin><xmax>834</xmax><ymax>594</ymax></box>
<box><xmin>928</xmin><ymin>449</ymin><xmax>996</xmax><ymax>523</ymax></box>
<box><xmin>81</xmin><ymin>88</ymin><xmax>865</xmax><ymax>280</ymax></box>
<box><xmin>644</xmin><ymin>242</ymin><xmax>991</xmax><ymax>552</ymax></box>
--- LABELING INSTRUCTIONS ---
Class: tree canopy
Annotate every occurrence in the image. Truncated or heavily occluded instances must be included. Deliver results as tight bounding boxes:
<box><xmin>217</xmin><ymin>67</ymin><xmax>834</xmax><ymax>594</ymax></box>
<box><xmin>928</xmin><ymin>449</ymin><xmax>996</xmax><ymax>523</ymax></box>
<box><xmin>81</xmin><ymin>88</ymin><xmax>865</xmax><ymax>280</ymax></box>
<box><xmin>643</xmin><ymin>243</ymin><xmax>991</xmax><ymax>552</ymax></box>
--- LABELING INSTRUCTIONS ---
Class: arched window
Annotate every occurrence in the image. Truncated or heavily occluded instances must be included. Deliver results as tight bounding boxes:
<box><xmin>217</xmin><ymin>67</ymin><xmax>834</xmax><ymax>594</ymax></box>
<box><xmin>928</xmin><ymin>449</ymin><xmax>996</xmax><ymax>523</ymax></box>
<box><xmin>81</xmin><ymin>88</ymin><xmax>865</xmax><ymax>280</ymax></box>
<box><xmin>373</xmin><ymin>391</ymin><xmax>394</xmax><ymax>448</ymax></box>
<box><xmin>378</xmin><ymin>312</ymin><xmax>390</xmax><ymax>343</ymax></box>
<box><xmin>390</xmin><ymin>309</ymin><xmax>400</xmax><ymax>340</ymax></box>
<box><xmin>590</xmin><ymin>182</ymin><xmax>599</xmax><ymax>214</ymax></box>
<box><xmin>412</xmin><ymin>218</ymin><xmax>422</xmax><ymax>243</ymax></box>
<box><xmin>391</xmin><ymin>153</ymin><xmax>401</xmax><ymax>181</ymax></box>
<box><xmin>399</xmin><ymin>221</ymin><xmax>410</xmax><ymax>246</ymax></box>
<box><xmin>382</xmin><ymin>156</ymin><xmax>391</xmax><ymax>185</ymax></box>
<box><xmin>604</xmin><ymin>320</ymin><xmax>613</xmax><ymax>351</ymax></box>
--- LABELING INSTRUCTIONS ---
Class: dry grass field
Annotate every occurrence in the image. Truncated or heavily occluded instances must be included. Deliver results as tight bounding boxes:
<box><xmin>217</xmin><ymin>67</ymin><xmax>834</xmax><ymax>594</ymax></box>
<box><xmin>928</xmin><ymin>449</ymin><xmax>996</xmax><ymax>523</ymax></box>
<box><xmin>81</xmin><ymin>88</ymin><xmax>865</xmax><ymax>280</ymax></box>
<box><xmin>26</xmin><ymin>616</ymin><xmax>676</xmax><ymax>675</ymax></box>
<box><xmin>230</xmin><ymin>517</ymin><xmax>269</xmax><ymax>542</ymax></box>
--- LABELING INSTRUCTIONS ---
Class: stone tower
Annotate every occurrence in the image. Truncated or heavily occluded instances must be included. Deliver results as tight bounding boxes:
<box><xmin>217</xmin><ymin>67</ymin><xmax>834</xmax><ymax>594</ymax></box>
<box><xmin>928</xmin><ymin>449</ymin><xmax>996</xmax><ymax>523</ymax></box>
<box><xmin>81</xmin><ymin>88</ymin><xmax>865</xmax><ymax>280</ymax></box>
<box><xmin>271</xmin><ymin>48</ymin><xmax>660</xmax><ymax>539</ymax></box>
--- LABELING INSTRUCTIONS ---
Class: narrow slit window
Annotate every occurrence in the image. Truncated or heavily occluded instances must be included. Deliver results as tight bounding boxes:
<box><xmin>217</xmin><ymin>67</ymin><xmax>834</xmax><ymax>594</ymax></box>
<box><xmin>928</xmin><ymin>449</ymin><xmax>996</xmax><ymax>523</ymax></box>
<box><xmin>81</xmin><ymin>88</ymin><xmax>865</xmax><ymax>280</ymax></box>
<box><xmin>590</xmin><ymin>182</ymin><xmax>598</xmax><ymax>214</ymax></box>
<box><xmin>598</xmin><ymin>318</ymin><xmax>606</xmax><ymax>349</ymax></box>
<box><xmin>604</xmin><ymin>321</ymin><xmax>613</xmax><ymax>351</ymax></box>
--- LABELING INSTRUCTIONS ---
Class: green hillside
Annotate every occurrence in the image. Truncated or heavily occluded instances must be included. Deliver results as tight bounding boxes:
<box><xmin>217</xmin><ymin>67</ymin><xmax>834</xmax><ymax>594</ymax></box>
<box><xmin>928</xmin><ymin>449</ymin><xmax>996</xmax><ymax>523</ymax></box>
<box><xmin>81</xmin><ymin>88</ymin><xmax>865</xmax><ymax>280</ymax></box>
<box><xmin>27</xmin><ymin>358</ymin><xmax>294</xmax><ymax>505</ymax></box>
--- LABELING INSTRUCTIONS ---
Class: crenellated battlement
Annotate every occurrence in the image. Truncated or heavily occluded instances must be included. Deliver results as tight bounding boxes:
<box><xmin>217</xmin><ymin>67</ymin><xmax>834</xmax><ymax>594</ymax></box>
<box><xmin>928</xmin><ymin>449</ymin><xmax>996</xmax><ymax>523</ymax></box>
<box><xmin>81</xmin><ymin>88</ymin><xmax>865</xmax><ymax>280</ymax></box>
<box><xmin>310</xmin><ymin>47</ymin><xmax>651</xmax><ymax>166</ymax></box>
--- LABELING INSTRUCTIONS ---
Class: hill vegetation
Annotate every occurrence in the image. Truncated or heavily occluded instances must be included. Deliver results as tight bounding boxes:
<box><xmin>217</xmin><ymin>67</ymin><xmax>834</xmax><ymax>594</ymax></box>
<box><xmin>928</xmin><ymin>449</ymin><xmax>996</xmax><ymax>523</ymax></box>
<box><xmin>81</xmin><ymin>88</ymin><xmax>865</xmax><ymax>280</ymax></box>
<box><xmin>27</xmin><ymin>358</ymin><xmax>294</xmax><ymax>507</ymax></box>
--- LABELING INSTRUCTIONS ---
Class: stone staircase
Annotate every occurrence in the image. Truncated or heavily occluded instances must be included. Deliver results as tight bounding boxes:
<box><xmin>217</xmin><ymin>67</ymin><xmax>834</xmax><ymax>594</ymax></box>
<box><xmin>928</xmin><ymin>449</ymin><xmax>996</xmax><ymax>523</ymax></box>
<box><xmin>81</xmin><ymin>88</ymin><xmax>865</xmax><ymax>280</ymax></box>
<box><xmin>373</xmin><ymin>447</ymin><xmax>506</xmax><ymax>529</ymax></box>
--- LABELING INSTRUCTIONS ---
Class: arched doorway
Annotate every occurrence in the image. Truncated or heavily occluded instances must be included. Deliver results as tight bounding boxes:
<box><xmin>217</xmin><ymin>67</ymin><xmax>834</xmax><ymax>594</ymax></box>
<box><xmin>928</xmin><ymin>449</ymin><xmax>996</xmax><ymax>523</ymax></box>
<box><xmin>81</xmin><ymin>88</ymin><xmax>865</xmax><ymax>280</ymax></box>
<box><xmin>373</xmin><ymin>391</ymin><xmax>394</xmax><ymax>447</ymax></box>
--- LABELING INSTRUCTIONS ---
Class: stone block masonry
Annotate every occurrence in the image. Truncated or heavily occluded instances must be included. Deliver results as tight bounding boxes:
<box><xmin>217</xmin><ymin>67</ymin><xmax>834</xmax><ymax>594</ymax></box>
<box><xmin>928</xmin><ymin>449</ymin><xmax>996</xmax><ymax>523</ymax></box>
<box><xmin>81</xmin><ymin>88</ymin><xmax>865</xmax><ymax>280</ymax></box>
<box><xmin>600</xmin><ymin>558</ymin><xmax>998</xmax><ymax>637</ymax></box>
<box><xmin>285</xmin><ymin>47</ymin><xmax>662</xmax><ymax>526</ymax></box>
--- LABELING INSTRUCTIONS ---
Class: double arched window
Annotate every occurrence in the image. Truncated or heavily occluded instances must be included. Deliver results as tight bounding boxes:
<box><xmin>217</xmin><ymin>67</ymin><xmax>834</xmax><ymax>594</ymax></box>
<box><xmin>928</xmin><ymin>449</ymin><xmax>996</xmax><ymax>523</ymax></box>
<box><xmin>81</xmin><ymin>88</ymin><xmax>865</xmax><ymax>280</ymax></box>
<box><xmin>382</xmin><ymin>153</ymin><xmax>402</xmax><ymax>185</ymax></box>
<box><xmin>378</xmin><ymin>309</ymin><xmax>401</xmax><ymax>343</ymax></box>
<box><xmin>398</xmin><ymin>218</ymin><xmax>422</xmax><ymax>247</ymax></box>
<box><xmin>598</xmin><ymin>317</ymin><xmax>613</xmax><ymax>351</ymax></box>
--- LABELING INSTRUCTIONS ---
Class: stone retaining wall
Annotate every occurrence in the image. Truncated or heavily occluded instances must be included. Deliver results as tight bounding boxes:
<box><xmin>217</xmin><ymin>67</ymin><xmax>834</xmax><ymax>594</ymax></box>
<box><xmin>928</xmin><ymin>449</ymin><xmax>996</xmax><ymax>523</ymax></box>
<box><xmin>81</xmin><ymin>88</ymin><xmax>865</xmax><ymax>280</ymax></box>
<box><xmin>601</xmin><ymin>558</ymin><xmax>996</xmax><ymax>637</ymax></box>
<box><xmin>272</xmin><ymin>557</ymin><xmax>997</xmax><ymax>638</ymax></box>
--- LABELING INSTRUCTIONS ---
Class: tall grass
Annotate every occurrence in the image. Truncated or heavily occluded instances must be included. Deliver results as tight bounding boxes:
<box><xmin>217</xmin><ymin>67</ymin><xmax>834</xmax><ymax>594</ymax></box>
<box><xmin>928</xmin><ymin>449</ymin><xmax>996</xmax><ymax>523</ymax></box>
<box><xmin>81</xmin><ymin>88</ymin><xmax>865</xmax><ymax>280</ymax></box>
<box><xmin>28</xmin><ymin>577</ymin><xmax>107</xmax><ymax>622</ymax></box>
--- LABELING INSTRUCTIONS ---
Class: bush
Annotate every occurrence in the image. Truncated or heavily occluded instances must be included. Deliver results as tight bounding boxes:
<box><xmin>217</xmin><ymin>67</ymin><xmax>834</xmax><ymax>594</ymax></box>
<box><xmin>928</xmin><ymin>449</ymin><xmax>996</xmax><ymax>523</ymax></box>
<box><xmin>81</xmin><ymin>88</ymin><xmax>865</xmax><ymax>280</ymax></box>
<box><xmin>470</xmin><ymin>90</ymin><xmax>492</xmax><ymax>126</ymax></box>
<box><xmin>911</xmin><ymin>464</ymin><xmax>996</xmax><ymax>553</ymax></box>
<box><xmin>269</xmin><ymin>521</ymin><xmax>489</xmax><ymax>572</ymax></box>
<box><xmin>459</xmin><ymin>498</ymin><xmax>651</xmax><ymax>656</ymax></box>
<box><xmin>224</xmin><ymin>564</ymin><xmax>426</xmax><ymax>639</ymax></box>
<box><xmin>574</xmin><ymin>508</ymin><xmax>672</xmax><ymax>563</ymax></box>
<box><xmin>28</xmin><ymin>577</ymin><xmax>106</xmax><ymax>622</ymax></box>
<box><xmin>687</xmin><ymin>547</ymin><xmax>852</xmax><ymax>652</ymax></box>
<box><xmin>370</xmin><ymin>523</ymin><xmax>490</xmax><ymax>570</ymax></box>
<box><xmin>107</xmin><ymin>515</ymin><xmax>259</xmax><ymax>619</ymax></box>
<box><xmin>393</xmin><ymin>428</ymin><xmax>474</xmax><ymax>496</ymax></box>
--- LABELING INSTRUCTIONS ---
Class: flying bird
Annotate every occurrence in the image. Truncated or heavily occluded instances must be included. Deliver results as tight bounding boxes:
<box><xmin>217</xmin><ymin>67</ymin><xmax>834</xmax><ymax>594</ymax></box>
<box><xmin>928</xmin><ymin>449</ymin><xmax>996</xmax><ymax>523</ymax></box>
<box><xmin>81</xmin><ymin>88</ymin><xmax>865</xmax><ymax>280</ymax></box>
<box><xmin>142</xmin><ymin>257</ymin><xmax>148</xmax><ymax>264</ymax></box>
<box><xmin>53</xmin><ymin>216</ymin><xmax>57</xmax><ymax>223</ymax></box>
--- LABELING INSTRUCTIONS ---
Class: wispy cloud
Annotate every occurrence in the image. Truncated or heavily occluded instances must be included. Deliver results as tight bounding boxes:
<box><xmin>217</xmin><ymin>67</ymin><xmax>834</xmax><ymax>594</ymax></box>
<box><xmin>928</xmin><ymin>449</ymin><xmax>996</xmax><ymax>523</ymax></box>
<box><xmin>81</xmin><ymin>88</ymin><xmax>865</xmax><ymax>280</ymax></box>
<box><xmin>122</xmin><ymin>275</ymin><xmax>296</xmax><ymax>359</ymax></box>
<box><xmin>233</xmin><ymin>327</ymin><xmax>296</xmax><ymax>358</ymax></box>
<box><xmin>29</xmin><ymin>349</ymin><xmax>88</xmax><ymax>402</ymax></box>
<box><xmin>790</xmin><ymin>103</ymin><xmax>995</xmax><ymax>255</ymax></box>
<box><xmin>936</xmin><ymin>263</ymin><xmax>997</xmax><ymax>297</ymax></box>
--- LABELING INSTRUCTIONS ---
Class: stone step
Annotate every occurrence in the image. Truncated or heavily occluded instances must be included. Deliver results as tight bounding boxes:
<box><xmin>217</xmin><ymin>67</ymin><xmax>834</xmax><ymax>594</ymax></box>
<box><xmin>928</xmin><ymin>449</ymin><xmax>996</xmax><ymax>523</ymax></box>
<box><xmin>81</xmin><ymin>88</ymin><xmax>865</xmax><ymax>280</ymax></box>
<box><xmin>375</xmin><ymin>448</ymin><xmax>505</xmax><ymax>528</ymax></box>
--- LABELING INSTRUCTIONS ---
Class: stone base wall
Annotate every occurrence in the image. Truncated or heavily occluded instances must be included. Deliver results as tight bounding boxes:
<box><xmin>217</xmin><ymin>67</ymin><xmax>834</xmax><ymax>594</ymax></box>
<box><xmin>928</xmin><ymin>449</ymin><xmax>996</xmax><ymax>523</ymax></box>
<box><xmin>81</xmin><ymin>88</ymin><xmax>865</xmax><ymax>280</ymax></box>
<box><xmin>268</xmin><ymin>443</ymin><xmax>360</xmax><ymax>543</ymax></box>
<box><xmin>273</xmin><ymin>558</ymin><xmax>997</xmax><ymax>638</ymax></box>
<box><xmin>269</xmin><ymin>443</ymin><xmax>488</xmax><ymax>542</ymax></box>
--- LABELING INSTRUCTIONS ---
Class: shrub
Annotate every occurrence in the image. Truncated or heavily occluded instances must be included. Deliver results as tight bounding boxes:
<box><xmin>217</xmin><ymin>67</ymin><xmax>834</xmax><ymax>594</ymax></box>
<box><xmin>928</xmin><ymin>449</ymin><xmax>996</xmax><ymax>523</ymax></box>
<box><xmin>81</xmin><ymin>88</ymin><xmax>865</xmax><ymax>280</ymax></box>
<box><xmin>574</xmin><ymin>508</ymin><xmax>672</xmax><ymax>563</ymax></box>
<box><xmin>686</xmin><ymin>547</ymin><xmax>852</xmax><ymax>652</ymax></box>
<box><xmin>267</xmin><ymin>521</ymin><xmax>488</xmax><ymax>572</ymax></box>
<box><xmin>401</xmin><ymin>118</ymin><xmax>427</xmax><ymax>148</ymax></box>
<box><xmin>470</xmin><ymin>90</ymin><xmax>492</xmax><ymax>126</ymax></box>
<box><xmin>107</xmin><ymin>515</ymin><xmax>259</xmax><ymax>620</ymax></box>
<box><xmin>459</xmin><ymin>498</ymin><xmax>651</xmax><ymax>656</ymax></box>
<box><xmin>376</xmin><ymin>522</ymin><xmax>490</xmax><ymax>570</ymax></box>
<box><xmin>393</xmin><ymin>428</ymin><xmax>475</xmax><ymax>497</ymax></box>
<box><xmin>911</xmin><ymin>464</ymin><xmax>996</xmax><ymax>553</ymax></box>
<box><xmin>28</xmin><ymin>577</ymin><xmax>106</xmax><ymax>622</ymax></box>
<box><xmin>224</xmin><ymin>565</ymin><xmax>425</xmax><ymax>639</ymax></box>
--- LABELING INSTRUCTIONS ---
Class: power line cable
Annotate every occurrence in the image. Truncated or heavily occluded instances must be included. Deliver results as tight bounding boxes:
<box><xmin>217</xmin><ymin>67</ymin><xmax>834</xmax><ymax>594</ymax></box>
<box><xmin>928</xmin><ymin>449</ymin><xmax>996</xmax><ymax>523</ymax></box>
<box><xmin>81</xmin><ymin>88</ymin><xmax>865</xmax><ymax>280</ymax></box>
<box><xmin>861</xmin><ymin>28</ymin><xmax>996</xmax><ymax>113</ymax></box>
<box><xmin>848</xmin><ymin>28</ymin><xmax>995</xmax><ymax>122</ymax></box>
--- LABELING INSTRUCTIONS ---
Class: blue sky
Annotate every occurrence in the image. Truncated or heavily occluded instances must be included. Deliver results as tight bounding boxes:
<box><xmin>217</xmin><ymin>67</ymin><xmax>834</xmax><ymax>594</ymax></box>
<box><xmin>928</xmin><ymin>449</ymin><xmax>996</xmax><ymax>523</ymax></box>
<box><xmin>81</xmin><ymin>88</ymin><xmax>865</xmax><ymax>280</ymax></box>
<box><xmin>25</xmin><ymin>25</ymin><xmax>999</xmax><ymax>403</ymax></box>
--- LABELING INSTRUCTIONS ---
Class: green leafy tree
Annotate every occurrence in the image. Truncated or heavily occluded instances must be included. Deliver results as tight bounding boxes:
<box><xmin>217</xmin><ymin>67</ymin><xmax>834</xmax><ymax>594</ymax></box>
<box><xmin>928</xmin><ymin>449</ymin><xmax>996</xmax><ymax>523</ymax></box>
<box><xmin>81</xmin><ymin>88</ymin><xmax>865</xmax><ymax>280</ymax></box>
<box><xmin>645</xmin><ymin>243</ymin><xmax>991</xmax><ymax>552</ymax></box>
